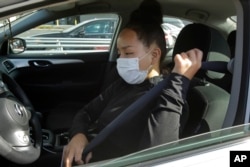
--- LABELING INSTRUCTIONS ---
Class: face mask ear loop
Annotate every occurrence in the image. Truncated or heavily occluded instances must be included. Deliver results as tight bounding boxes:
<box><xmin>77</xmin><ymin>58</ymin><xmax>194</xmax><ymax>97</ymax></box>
<box><xmin>138</xmin><ymin>48</ymin><xmax>154</xmax><ymax>61</ymax></box>
<box><xmin>147</xmin><ymin>65</ymin><xmax>153</xmax><ymax>73</ymax></box>
<box><xmin>139</xmin><ymin>48</ymin><xmax>154</xmax><ymax>73</ymax></box>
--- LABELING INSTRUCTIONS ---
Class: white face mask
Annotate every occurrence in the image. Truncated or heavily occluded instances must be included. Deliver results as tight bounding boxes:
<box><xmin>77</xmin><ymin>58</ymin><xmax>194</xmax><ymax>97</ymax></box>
<box><xmin>116</xmin><ymin>52</ymin><xmax>152</xmax><ymax>84</ymax></box>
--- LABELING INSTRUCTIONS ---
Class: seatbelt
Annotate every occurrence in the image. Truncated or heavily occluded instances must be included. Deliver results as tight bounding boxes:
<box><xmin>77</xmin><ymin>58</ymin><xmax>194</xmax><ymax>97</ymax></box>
<box><xmin>82</xmin><ymin>74</ymin><xmax>170</xmax><ymax>158</ymax></box>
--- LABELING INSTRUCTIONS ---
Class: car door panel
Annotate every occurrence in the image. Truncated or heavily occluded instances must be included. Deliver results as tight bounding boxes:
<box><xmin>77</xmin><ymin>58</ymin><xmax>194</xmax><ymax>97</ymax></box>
<box><xmin>7</xmin><ymin>52</ymin><xmax>109</xmax><ymax>113</ymax></box>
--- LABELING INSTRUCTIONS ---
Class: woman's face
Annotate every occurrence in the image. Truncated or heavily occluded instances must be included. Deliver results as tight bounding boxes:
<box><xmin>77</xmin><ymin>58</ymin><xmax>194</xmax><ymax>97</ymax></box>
<box><xmin>117</xmin><ymin>28</ymin><xmax>153</xmax><ymax>71</ymax></box>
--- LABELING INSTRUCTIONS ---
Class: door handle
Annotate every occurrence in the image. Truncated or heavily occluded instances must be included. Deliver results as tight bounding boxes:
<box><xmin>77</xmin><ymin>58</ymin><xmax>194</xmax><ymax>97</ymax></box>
<box><xmin>29</xmin><ymin>60</ymin><xmax>52</xmax><ymax>68</ymax></box>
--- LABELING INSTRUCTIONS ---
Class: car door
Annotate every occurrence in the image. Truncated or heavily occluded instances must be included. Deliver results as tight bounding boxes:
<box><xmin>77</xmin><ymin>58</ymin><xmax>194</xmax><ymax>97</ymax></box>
<box><xmin>5</xmin><ymin>12</ymin><xmax>120</xmax><ymax>132</ymax></box>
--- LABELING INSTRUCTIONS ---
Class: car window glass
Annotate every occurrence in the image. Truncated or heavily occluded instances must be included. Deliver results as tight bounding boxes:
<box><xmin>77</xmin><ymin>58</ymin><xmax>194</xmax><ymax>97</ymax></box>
<box><xmin>230</xmin><ymin>16</ymin><xmax>237</xmax><ymax>22</ymax></box>
<box><xmin>95</xmin><ymin>124</ymin><xmax>250</xmax><ymax>166</ymax></box>
<box><xmin>85</xmin><ymin>21</ymin><xmax>105</xmax><ymax>33</ymax></box>
<box><xmin>162</xmin><ymin>16</ymin><xmax>192</xmax><ymax>48</ymax></box>
<box><xmin>15</xmin><ymin>13</ymin><xmax>119</xmax><ymax>55</ymax></box>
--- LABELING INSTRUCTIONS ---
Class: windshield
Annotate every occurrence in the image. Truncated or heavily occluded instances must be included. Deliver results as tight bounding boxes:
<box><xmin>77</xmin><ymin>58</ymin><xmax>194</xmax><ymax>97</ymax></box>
<box><xmin>88</xmin><ymin>124</ymin><xmax>250</xmax><ymax>167</ymax></box>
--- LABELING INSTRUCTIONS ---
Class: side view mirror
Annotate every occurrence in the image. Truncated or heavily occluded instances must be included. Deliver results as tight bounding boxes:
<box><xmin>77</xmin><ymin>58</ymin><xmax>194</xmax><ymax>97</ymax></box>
<box><xmin>9</xmin><ymin>38</ymin><xmax>26</xmax><ymax>54</ymax></box>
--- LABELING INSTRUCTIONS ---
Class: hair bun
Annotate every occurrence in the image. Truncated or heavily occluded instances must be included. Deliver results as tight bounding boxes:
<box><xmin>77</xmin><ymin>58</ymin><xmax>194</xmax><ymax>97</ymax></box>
<box><xmin>129</xmin><ymin>0</ymin><xmax>163</xmax><ymax>26</ymax></box>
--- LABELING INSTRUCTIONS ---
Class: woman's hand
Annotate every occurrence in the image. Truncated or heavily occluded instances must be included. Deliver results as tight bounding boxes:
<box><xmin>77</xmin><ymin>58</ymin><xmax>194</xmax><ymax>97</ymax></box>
<box><xmin>172</xmin><ymin>48</ymin><xmax>203</xmax><ymax>80</ymax></box>
<box><xmin>62</xmin><ymin>133</ymin><xmax>92</xmax><ymax>167</ymax></box>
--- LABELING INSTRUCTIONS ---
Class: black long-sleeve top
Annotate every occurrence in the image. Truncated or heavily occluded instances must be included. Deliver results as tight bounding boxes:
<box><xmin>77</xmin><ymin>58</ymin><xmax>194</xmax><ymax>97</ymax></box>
<box><xmin>69</xmin><ymin>73</ymin><xmax>190</xmax><ymax>162</ymax></box>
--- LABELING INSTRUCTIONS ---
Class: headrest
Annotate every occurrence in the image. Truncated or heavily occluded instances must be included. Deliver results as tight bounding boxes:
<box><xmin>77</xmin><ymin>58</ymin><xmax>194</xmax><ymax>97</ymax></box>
<box><xmin>172</xmin><ymin>23</ymin><xmax>231</xmax><ymax>79</ymax></box>
<box><xmin>227</xmin><ymin>30</ymin><xmax>236</xmax><ymax>58</ymax></box>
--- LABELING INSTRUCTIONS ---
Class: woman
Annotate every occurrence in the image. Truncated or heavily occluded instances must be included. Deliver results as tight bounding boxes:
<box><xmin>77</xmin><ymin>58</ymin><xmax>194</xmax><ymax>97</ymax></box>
<box><xmin>63</xmin><ymin>0</ymin><xmax>203</xmax><ymax>166</ymax></box>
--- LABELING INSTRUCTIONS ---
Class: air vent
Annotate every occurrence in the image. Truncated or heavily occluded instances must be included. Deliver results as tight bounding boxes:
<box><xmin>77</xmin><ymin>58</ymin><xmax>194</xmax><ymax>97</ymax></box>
<box><xmin>3</xmin><ymin>60</ymin><xmax>15</xmax><ymax>73</ymax></box>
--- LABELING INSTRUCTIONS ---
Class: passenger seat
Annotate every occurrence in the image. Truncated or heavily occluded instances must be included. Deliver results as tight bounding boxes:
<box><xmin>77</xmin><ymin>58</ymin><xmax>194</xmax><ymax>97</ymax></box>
<box><xmin>227</xmin><ymin>30</ymin><xmax>236</xmax><ymax>58</ymax></box>
<box><xmin>170</xmin><ymin>23</ymin><xmax>231</xmax><ymax>138</ymax></box>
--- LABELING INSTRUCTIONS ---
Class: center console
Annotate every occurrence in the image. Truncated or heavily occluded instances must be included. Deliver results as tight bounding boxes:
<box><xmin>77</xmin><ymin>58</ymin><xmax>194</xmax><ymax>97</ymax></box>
<box><xmin>42</xmin><ymin>129</ymin><xmax>70</xmax><ymax>152</ymax></box>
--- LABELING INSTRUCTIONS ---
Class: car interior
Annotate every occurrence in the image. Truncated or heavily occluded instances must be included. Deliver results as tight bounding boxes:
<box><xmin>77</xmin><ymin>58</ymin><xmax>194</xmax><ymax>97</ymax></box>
<box><xmin>1</xmin><ymin>0</ymin><xmax>247</xmax><ymax>166</ymax></box>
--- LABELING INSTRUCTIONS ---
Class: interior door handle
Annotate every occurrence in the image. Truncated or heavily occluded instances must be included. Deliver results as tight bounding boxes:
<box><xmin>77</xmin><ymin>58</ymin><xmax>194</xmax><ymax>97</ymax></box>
<box><xmin>29</xmin><ymin>60</ymin><xmax>52</xmax><ymax>68</ymax></box>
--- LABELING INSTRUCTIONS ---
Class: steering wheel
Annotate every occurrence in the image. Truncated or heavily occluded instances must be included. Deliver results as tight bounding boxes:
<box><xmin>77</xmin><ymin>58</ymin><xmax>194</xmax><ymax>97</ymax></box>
<box><xmin>0</xmin><ymin>71</ymin><xmax>42</xmax><ymax>164</ymax></box>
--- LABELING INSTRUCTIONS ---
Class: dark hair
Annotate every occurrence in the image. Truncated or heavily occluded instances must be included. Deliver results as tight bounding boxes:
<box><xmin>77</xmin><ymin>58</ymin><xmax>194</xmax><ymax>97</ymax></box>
<box><xmin>125</xmin><ymin>0</ymin><xmax>167</xmax><ymax>68</ymax></box>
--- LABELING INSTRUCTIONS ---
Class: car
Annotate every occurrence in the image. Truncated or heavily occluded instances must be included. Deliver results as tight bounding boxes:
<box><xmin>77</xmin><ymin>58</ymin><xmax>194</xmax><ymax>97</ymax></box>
<box><xmin>33</xmin><ymin>17</ymin><xmax>118</xmax><ymax>39</ymax></box>
<box><xmin>163</xmin><ymin>17</ymin><xmax>185</xmax><ymax>28</ymax></box>
<box><xmin>0</xmin><ymin>0</ymin><xmax>249</xmax><ymax>167</ymax></box>
<box><xmin>162</xmin><ymin>23</ymin><xmax>182</xmax><ymax>39</ymax></box>
<box><xmin>161</xmin><ymin>23</ymin><xmax>183</xmax><ymax>47</ymax></box>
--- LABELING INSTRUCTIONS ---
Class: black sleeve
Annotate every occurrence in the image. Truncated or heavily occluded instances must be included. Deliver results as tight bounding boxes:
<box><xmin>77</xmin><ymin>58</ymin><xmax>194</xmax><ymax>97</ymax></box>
<box><xmin>149</xmin><ymin>73</ymin><xmax>190</xmax><ymax>146</ymax></box>
<box><xmin>69</xmin><ymin>80</ymin><xmax>120</xmax><ymax>138</ymax></box>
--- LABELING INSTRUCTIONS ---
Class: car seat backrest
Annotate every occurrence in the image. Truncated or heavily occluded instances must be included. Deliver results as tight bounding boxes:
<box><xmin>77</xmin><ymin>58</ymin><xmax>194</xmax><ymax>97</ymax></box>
<box><xmin>172</xmin><ymin>23</ymin><xmax>232</xmax><ymax>92</ymax></box>
<box><xmin>171</xmin><ymin>23</ymin><xmax>231</xmax><ymax>138</ymax></box>
<box><xmin>227</xmin><ymin>30</ymin><xmax>236</xmax><ymax>58</ymax></box>
<box><xmin>181</xmin><ymin>78</ymin><xmax>230</xmax><ymax>138</ymax></box>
